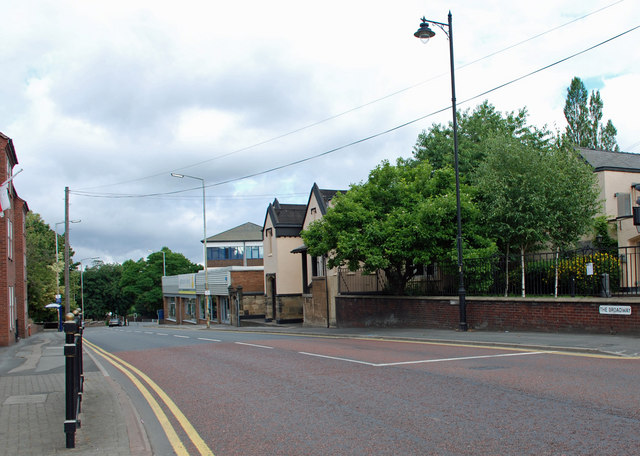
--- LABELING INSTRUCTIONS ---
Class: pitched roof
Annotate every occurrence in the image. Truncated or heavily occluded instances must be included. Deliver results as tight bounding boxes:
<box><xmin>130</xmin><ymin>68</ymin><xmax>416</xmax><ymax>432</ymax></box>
<box><xmin>205</xmin><ymin>222</ymin><xmax>263</xmax><ymax>243</ymax></box>
<box><xmin>309</xmin><ymin>182</ymin><xmax>344</xmax><ymax>216</ymax></box>
<box><xmin>578</xmin><ymin>147</ymin><xmax>640</xmax><ymax>173</ymax></box>
<box><xmin>0</xmin><ymin>132</ymin><xmax>18</xmax><ymax>166</ymax></box>
<box><xmin>264</xmin><ymin>198</ymin><xmax>306</xmax><ymax>237</ymax></box>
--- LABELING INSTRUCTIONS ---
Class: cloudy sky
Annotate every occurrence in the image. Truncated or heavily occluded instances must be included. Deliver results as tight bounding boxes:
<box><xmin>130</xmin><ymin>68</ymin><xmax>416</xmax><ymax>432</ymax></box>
<box><xmin>1</xmin><ymin>0</ymin><xmax>639</xmax><ymax>266</ymax></box>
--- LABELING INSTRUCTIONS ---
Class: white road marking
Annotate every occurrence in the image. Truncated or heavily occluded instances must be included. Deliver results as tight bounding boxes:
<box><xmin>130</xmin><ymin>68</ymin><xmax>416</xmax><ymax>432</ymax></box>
<box><xmin>156</xmin><ymin>333</ymin><xmax>168</xmax><ymax>336</ymax></box>
<box><xmin>299</xmin><ymin>350</ymin><xmax>551</xmax><ymax>367</ymax></box>
<box><xmin>299</xmin><ymin>352</ymin><xmax>376</xmax><ymax>366</ymax></box>
<box><xmin>198</xmin><ymin>338</ymin><xmax>221</xmax><ymax>342</ymax></box>
<box><xmin>173</xmin><ymin>335</ymin><xmax>189</xmax><ymax>339</ymax></box>
<box><xmin>235</xmin><ymin>342</ymin><xmax>274</xmax><ymax>349</ymax></box>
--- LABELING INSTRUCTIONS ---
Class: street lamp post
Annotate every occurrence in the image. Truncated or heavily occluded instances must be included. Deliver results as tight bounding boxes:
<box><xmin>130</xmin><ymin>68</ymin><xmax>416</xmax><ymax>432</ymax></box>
<box><xmin>171</xmin><ymin>173</ymin><xmax>210</xmax><ymax>328</ymax></box>
<box><xmin>148</xmin><ymin>249</ymin><xmax>166</xmax><ymax>277</ymax></box>
<box><xmin>414</xmin><ymin>11</ymin><xmax>467</xmax><ymax>331</ymax></box>
<box><xmin>55</xmin><ymin>220</ymin><xmax>80</xmax><ymax>297</ymax></box>
<box><xmin>79</xmin><ymin>257</ymin><xmax>99</xmax><ymax>319</ymax></box>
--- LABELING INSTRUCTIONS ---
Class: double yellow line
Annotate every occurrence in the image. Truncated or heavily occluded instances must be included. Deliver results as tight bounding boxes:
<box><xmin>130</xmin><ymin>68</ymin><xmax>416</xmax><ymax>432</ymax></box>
<box><xmin>84</xmin><ymin>339</ymin><xmax>214</xmax><ymax>456</ymax></box>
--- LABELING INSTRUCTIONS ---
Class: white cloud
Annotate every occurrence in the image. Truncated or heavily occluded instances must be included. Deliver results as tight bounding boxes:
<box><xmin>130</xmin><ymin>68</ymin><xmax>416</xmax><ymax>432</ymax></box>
<box><xmin>1</xmin><ymin>0</ymin><xmax>639</xmax><ymax>264</ymax></box>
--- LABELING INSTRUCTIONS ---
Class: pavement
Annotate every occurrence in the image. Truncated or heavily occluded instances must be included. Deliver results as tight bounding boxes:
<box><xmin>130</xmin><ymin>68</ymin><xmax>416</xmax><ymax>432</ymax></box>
<box><xmin>0</xmin><ymin>328</ymin><xmax>149</xmax><ymax>456</ymax></box>
<box><xmin>0</xmin><ymin>324</ymin><xmax>638</xmax><ymax>456</ymax></box>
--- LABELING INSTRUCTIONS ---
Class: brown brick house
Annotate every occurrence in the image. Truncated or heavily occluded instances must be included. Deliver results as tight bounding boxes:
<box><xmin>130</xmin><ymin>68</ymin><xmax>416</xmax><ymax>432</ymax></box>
<box><xmin>0</xmin><ymin>132</ymin><xmax>29</xmax><ymax>346</ymax></box>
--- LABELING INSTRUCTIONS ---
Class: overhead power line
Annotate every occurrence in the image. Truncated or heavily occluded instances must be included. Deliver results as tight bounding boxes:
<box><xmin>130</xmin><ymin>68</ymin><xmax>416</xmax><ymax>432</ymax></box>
<box><xmin>75</xmin><ymin>0</ymin><xmax>626</xmax><ymax>192</ymax></box>
<box><xmin>71</xmin><ymin>22</ymin><xmax>640</xmax><ymax>200</ymax></box>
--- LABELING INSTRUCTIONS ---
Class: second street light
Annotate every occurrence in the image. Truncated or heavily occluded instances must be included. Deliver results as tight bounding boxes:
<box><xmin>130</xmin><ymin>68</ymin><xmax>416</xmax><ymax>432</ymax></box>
<box><xmin>55</xmin><ymin>219</ymin><xmax>80</xmax><ymax>298</ymax></box>
<box><xmin>171</xmin><ymin>173</ymin><xmax>210</xmax><ymax>328</ymax></box>
<box><xmin>79</xmin><ymin>256</ymin><xmax>99</xmax><ymax>320</ymax></box>
<box><xmin>148</xmin><ymin>249</ymin><xmax>166</xmax><ymax>277</ymax></box>
<box><xmin>414</xmin><ymin>11</ymin><xmax>467</xmax><ymax>331</ymax></box>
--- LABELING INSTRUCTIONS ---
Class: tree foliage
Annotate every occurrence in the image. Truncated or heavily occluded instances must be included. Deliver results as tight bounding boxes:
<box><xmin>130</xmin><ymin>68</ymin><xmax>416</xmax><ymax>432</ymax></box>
<box><xmin>474</xmin><ymin>129</ymin><xmax>600</xmax><ymax>296</ymax></box>
<box><xmin>413</xmin><ymin>100</ymin><xmax>551</xmax><ymax>184</ymax></box>
<box><xmin>25</xmin><ymin>213</ymin><xmax>79</xmax><ymax>321</ymax></box>
<box><xmin>119</xmin><ymin>247</ymin><xmax>201</xmax><ymax>316</ymax></box>
<box><xmin>411</xmin><ymin>100</ymin><xmax>602</xmax><ymax>296</ymax></box>
<box><xmin>302</xmin><ymin>159</ymin><xmax>495</xmax><ymax>294</ymax></box>
<box><xmin>26</xmin><ymin>213</ymin><xmax>57</xmax><ymax>321</ymax></box>
<box><xmin>563</xmin><ymin>76</ymin><xmax>619</xmax><ymax>151</ymax></box>
<box><xmin>81</xmin><ymin>262</ymin><xmax>128</xmax><ymax>319</ymax></box>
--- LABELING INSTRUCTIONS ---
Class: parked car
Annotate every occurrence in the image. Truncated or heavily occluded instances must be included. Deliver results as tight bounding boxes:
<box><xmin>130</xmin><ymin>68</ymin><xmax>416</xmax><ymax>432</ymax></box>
<box><xmin>108</xmin><ymin>317</ymin><xmax>122</xmax><ymax>327</ymax></box>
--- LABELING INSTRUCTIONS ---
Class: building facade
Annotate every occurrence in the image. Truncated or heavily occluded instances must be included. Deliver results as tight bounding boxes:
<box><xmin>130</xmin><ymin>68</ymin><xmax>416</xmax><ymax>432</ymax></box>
<box><xmin>579</xmin><ymin>147</ymin><xmax>640</xmax><ymax>293</ymax></box>
<box><xmin>162</xmin><ymin>223</ymin><xmax>265</xmax><ymax>326</ymax></box>
<box><xmin>205</xmin><ymin>222</ymin><xmax>263</xmax><ymax>268</ymax></box>
<box><xmin>579</xmin><ymin>148</ymin><xmax>640</xmax><ymax>248</ymax></box>
<box><xmin>293</xmin><ymin>183</ymin><xmax>344</xmax><ymax>327</ymax></box>
<box><xmin>162</xmin><ymin>266</ymin><xmax>264</xmax><ymax>326</ymax></box>
<box><xmin>262</xmin><ymin>198</ymin><xmax>306</xmax><ymax>323</ymax></box>
<box><xmin>0</xmin><ymin>132</ymin><xmax>29</xmax><ymax>346</ymax></box>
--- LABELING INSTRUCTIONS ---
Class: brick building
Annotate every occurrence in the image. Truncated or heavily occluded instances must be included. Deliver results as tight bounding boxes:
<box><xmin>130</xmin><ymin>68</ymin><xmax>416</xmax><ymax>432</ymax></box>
<box><xmin>162</xmin><ymin>222</ymin><xmax>265</xmax><ymax>326</ymax></box>
<box><xmin>0</xmin><ymin>132</ymin><xmax>29</xmax><ymax>346</ymax></box>
<box><xmin>205</xmin><ymin>222</ymin><xmax>263</xmax><ymax>268</ymax></box>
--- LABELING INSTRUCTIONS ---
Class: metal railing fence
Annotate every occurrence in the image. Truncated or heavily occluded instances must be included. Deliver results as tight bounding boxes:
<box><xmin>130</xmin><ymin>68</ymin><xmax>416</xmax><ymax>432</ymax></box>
<box><xmin>338</xmin><ymin>246</ymin><xmax>639</xmax><ymax>297</ymax></box>
<box><xmin>64</xmin><ymin>314</ymin><xmax>84</xmax><ymax>448</ymax></box>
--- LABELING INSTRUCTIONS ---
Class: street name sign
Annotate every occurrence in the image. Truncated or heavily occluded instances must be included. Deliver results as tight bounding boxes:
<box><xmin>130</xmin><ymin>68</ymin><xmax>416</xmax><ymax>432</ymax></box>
<box><xmin>599</xmin><ymin>305</ymin><xmax>632</xmax><ymax>315</ymax></box>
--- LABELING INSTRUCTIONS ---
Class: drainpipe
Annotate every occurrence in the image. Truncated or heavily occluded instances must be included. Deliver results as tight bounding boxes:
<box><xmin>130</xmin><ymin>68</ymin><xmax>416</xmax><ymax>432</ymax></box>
<box><xmin>324</xmin><ymin>256</ymin><xmax>330</xmax><ymax>329</ymax></box>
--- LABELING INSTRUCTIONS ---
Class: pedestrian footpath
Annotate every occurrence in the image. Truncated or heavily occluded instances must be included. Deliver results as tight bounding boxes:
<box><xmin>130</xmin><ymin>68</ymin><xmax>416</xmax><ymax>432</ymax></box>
<box><xmin>1</xmin><ymin>324</ymin><xmax>638</xmax><ymax>456</ymax></box>
<box><xmin>0</xmin><ymin>330</ymin><xmax>149</xmax><ymax>456</ymax></box>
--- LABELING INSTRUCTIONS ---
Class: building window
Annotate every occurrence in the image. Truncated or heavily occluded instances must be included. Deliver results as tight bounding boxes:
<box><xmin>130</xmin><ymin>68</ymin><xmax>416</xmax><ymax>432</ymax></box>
<box><xmin>266</xmin><ymin>228</ymin><xmax>273</xmax><ymax>255</ymax></box>
<box><xmin>207</xmin><ymin>247</ymin><xmax>244</xmax><ymax>261</ymax></box>
<box><xmin>185</xmin><ymin>298</ymin><xmax>196</xmax><ymax>319</ymax></box>
<box><xmin>168</xmin><ymin>298</ymin><xmax>176</xmax><ymax>318</ymax></box>
<box><xmin>210</xmin><ymin>297</ymin><xmax>217</xmax><ymax>319</ymax></box>
<box><xmin>7</xmin><ymin>219</ymin><xmax>13</xmax><ymax>260</ymax></box>
<box><xmin>9</xmin><ymin>286</ymin><xmax>15</xmax><ymax>329</ymax></box>
<box><xmin>246</xmin><ymin>245</ymin><xmax>263</xmax><ymax>259</ymax></box>
<box><xmin>616</xmin><ymin>192</ymin><xmax>632</xmax><ymax>217</ymax></box>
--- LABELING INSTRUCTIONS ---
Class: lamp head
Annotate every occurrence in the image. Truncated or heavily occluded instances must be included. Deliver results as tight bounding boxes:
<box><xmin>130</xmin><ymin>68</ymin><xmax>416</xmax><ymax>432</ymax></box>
<box><xmin>414</xmin><ymin>17</ymin><xmax>436</xmax><ymax>43</ymax></box>
<box><xmin>171</xmin><ymin>173</ymin><xmax>184</xmax><ymax>178</ymax></box>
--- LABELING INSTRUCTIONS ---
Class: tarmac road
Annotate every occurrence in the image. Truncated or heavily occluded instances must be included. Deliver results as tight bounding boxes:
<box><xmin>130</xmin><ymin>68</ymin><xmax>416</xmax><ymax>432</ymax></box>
<box><xmin>86</xmin><ymin>325</ymin><xmax>640</xmax><ymax>456</ymax></box>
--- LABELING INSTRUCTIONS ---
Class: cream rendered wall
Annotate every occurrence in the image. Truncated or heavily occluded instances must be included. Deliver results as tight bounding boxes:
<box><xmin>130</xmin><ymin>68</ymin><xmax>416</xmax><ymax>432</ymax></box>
<box><xmin>263</xmin><ymin>214</ymin><xmax>304</xmax><ymax>295</ymax></box>
<box><xmin>275</xmin><ymin>236</ymin><xmax>304</xmax><ymax>294</ymax></box>
<box><xmin>303</xmin><ymin>193</ymin><xmax>323</xmax><ymax>284</ymax></box>
<box><xmin>263</xmin><ymin>216</ymin><xmax>277</xmax><ymax>294</ymax></box>
<box><xmin>598</xmin><ymin>170</ymin><xmax>640</xmax><ymax>247</ymax></box>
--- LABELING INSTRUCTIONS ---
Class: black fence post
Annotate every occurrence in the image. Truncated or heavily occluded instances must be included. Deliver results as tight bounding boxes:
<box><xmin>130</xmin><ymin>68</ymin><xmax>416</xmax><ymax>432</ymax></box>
<box><xmin>63</xmin><ymin>311</ymin><xmax>83</xmax><ymax>449</ymax></box>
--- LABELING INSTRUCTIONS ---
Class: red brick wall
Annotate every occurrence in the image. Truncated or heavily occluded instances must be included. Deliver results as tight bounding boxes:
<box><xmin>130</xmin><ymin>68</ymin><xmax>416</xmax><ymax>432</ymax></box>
<box><xmin>230</xmin><ymin>270</ymin><xmax>264</xmax><ymax>293</ymax></box>
<box><xmin>0</xmin><ymin>136</ymin><xmax>11</xmax><ymax>345</ymax></box>
<box><xmin>336</xmin><ymin>296</ymin><xmax>640</xmax><ymax>334</ymax></box>
<box><xmin>14</xmin><ymin>200</ymin><xmax>27</xmax><ymax>339</ymax></box>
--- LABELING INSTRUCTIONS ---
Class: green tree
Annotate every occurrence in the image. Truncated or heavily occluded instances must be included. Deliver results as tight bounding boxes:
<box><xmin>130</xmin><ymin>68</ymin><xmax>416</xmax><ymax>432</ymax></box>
<box><xmin>475</xmin><ymin>138</ymin><xmax>600</xmax><ymax>296</ymax></box>
<box><xmin>544</xmin><ymin>144</ymin><xmax>601</xmax><ymax>250</ymax></box>
<box><xmin>413</xmin><ymin>100</ymin><xmax>551</xmax><ymax>184</ymax></box>
<box><xmin>26</xmin><ymin>213</ymin><xmax>57</xmax><ymax>321</ymax></box>
<box><xmin>302</xmin><ymin>159</ymin><xmax>495</xmax><ymax>294</ymax></box>
<box><xmin>25</xmin><ymin>213</ymin><xmax>78</xmax><ymax>320</ymax></box>
<box><xmin>81</xmin><ymin>262</ymin><xmax>128</xmax><ymax>319</ymax></box>
<box><xmin>563</xmin><ymin>76</ymin><xmax>619</xmax><ymax>151</ymax></box>
<box><xmin>476</xmin><ymin>137</ymin><xmax>549</xmax><ymax>296</ymax></box>
<box><xmin>120</xmin><ymin>248</ymin><xmax>200</xmax><ymax>316</ymax></box>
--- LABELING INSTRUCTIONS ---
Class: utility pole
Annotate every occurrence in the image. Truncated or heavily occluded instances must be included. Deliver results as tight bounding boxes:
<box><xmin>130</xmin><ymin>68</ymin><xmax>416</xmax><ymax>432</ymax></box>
<box><xmin>64</xmin><ymin>187</ymin><xmax>70</xmax><ymax>314</ymax></box>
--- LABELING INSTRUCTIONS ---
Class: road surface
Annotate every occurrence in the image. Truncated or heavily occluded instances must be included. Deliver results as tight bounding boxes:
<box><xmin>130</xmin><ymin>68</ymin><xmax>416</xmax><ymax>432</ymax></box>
<box><xmin>84</xmin><ymin>325</ymin><xmax>640</xmax><ymax>455</ymax></box>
